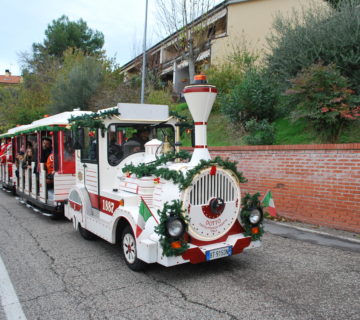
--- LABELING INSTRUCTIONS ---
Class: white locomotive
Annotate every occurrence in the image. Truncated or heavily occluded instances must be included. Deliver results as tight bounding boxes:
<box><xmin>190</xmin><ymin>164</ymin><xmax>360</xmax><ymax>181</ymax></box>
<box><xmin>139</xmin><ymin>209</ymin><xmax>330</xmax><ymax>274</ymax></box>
<box><xmin>64</xmin><ymin>76</ymin><xmax>264</xmax><ymax>270</ymax></box>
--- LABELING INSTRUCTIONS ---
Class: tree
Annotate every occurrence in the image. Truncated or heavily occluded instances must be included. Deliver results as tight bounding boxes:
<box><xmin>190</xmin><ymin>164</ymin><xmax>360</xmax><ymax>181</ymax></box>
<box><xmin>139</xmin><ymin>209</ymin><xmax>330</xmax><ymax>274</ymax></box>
<box><xmin>49</xmin><ymin>52</ymin><xmax>104</xmax><ymax>113</ymax></box>
<box><xmin>325</xmin><ymin>0</ymin><xmax>346</xmax><ymax>9</ymax></box>
<box><xmin>285</xmin><ymin>63</ymin><xmax>360</xmax><ymax>142</ymax></box>
<box><xmin>33</xmin><ymin>15</ymin><xmax>104</xmax><ymax>58</ymax></box>
<box><xmin>155</xmin><ymin>0</ymin><xmax>214</xmax><ymax>81</ymax></box>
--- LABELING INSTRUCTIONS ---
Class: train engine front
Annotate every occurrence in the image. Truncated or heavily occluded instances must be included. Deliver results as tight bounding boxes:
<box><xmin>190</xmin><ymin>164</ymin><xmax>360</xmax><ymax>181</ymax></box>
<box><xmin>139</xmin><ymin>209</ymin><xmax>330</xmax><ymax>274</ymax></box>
<box><xmin>125</xmin><ymin>76</ymin><xmax>264</xmax><ymax>268</ymax></box>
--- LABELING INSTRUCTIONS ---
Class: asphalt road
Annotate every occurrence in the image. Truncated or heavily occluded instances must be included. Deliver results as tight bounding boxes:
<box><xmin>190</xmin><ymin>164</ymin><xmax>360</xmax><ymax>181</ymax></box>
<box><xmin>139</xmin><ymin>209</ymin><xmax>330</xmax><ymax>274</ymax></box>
<box><xmin>0</xmin><ymin>191</ymin><xmax>359</xmax><ymax>320</ymax></box>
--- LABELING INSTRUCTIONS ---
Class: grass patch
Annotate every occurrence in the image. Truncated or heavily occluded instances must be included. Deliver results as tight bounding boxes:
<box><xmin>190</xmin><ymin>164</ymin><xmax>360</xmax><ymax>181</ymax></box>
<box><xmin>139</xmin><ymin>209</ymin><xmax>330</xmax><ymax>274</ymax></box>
<box><xmin>171</xmin><ymin>103</ymin><xmax>360</xmax><ymax>146</ymax></box>
<box><xmin>274</xmin><ymin>118</ymin><xmax>321</xmax><ymax>145</ymax></box>
<box><xmin>338</xmin><ymin>120</ymin><xmax>360</xmax><ymax>143</ymax></box>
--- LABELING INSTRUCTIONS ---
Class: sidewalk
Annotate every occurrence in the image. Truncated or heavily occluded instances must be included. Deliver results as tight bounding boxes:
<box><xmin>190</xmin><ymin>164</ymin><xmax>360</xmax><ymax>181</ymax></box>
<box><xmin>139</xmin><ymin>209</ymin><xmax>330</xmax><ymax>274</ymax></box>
<box><xmin>264</xmin><ymin>219</ymin><xmax>360</xmax><ymax>253</ymax></box>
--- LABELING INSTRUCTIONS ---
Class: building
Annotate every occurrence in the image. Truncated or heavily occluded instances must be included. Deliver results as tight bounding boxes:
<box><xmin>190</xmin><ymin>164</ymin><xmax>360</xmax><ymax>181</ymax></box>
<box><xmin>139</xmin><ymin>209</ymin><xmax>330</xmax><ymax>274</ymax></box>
<box><xmin>0</xmin><ymin>70</ymin><xmax>22</xmax><ymax>86</ymax></box>
<box><xmin>121</xmin><ymin>0</ymin><xmax>323</xmax><ymax>94</ymax></box>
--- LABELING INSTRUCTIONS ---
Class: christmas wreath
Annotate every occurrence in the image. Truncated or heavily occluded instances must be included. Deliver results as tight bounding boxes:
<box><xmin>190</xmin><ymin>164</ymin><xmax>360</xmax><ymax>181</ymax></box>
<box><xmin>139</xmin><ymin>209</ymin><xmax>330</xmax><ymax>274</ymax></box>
<box><xmin>240</xmin><ymin>193</ymin><xmax>264</xmax><ymax>241</ymax></box>
<box><xmin>154</xmin><ymin>200</ymin><xmax>190</xmax><ymax>256</ymax></box>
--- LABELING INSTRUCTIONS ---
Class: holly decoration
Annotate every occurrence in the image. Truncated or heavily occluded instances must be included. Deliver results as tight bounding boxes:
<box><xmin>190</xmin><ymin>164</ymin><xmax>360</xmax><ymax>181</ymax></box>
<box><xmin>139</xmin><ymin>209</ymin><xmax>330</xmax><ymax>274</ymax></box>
<box><xmin>240</xmin><ymin>193</ymin><xmax>264</xmax><ymax>241</ymax></box>
<box><xmin>154</xmin><ymin>200</ymin><xmax>190</xmax><ymax>256</ymax></box>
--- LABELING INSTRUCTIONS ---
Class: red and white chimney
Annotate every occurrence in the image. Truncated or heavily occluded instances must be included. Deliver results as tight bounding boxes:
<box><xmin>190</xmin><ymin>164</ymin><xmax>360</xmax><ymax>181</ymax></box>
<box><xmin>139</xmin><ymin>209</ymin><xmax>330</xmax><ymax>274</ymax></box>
<box><xmin>183</xmin><ymin>75</ymin><xmax>217</xmax><ymax>165</ymax></box>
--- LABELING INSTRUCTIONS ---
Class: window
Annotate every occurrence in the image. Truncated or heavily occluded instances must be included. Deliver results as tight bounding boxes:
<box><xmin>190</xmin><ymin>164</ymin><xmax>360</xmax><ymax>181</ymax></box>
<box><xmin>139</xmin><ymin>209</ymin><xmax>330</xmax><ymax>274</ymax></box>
<box><xmin>107</xmin><ymin>124</ymin><xmax>175</xmax><ymax>166</ymax></box>
<box><xmin>79</xmin><ymin>128</ymin><xmax>98</xmax><ymax>163</ymax></box>
<box><xmin>63</xmin><ymin>130</ymin><xmax>75</xmax><ymax>173</ymax></box>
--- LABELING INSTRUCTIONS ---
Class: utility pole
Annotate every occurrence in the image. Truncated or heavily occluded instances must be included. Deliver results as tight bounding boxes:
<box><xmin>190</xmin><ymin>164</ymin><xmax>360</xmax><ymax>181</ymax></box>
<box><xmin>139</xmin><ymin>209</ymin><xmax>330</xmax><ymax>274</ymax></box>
<box><xmin>141</xmin><ymin>0</ymin><xmax>148</xmax><ymax>104</ymax></box>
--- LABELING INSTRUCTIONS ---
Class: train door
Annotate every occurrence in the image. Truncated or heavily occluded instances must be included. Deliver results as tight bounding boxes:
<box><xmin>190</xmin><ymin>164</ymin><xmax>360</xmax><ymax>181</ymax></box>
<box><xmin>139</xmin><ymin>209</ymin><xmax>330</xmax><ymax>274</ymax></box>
<box><xmin>78</xmin><ymin>128</ymin><xmax>99</xmax><ymax>211</ymax></box>
<box><xmin>24</xmin><ymin>134</ymin><xmax>37</xmax><ymax>196</ymax></box>
<box><xmin>38</xmin><ymin>132</ymin><xmax>53</xmax><ymax>204</ymax></box>
<box><xmin>16</xmin><ymin>135</ymin><xmax>26</xmax><ymax>193</ymax></box>
<box><xmin>53</xmin><ymin>130</ymin><xmax>76</xmax><ymax>202</ymax></box>
<box><xmin>31</xmin><ymin>133</ymin><xmax>40</xmax><ymax>199</ymax></box>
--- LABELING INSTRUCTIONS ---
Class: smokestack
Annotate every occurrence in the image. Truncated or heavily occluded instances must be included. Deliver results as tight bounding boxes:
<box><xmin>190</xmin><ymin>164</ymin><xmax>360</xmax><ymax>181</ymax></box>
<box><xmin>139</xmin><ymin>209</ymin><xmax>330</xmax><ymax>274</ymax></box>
<box><xmin>183</xmin><ymin>75</ymin><xmax>217</xmax><ymax>165</ymax></box>
<box><xmin>5</xmin><ymin>69</ymin><xmax>11</xmax><ymax>76</ymax></box>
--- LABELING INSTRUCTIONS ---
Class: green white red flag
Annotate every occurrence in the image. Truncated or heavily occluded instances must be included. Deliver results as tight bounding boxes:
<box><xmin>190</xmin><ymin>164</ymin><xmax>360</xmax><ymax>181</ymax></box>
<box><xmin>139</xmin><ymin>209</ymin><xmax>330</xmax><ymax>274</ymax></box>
<box><xmin>136</xmin><ymin>198</ymin><xmax>152</xmax><ymax>237</ymax></box>
<box><xmin>262</xmin><ymin>191</ymin><xmax>276</xmax><ymax>217</ymax></box>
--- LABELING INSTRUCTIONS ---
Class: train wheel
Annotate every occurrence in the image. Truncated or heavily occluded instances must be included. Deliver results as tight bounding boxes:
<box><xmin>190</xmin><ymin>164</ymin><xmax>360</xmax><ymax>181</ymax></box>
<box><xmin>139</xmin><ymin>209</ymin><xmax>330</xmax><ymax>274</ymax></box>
<box><xmin>121</xmin><ymin>226</ymin><xmax>145</xmax><ymax>271</ymax></box>
<box><xmin>78</xmin><ymin>224</ymin><xmax>97</xmax><ymax>240</ymax></box>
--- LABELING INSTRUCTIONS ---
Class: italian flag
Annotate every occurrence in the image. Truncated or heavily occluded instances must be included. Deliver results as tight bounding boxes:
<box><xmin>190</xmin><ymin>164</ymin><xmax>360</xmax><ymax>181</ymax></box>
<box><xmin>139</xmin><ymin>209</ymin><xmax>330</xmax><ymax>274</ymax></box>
<box><xmin>262</xmin><ymin>191</ymin><xmax>277</xmax><ymax>217</ymax></box>
<box><xmin>136</xmin><ymin>198</ymin><xmax>152</xmax><ymax>238</ymax></box>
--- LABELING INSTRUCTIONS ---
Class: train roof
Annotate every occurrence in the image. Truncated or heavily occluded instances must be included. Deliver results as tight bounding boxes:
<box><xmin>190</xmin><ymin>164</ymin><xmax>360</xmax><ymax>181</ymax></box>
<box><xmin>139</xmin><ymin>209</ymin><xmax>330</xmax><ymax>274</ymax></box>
<box><xmin>0</xmin><ymin>103</ymin><xmax>174</xmax><ymax>138</ymax></box>
<box><xmin>0</xmin><ymin>110</ymin><xmax>92</xmax><ymax>137</ymax></box>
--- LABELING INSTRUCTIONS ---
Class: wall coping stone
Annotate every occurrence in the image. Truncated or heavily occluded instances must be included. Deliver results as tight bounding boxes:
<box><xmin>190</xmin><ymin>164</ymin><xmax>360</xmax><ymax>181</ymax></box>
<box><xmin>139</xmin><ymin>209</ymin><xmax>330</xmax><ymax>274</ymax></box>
<box><xmin>182</xmin><ymin>143</ymin><xmax>360</xmax><ymax>151</ymax></box>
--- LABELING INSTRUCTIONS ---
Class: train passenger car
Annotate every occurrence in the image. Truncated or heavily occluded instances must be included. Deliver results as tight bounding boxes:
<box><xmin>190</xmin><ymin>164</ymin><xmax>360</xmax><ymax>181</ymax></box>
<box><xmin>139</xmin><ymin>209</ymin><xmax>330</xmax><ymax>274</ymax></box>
<box><xmin>65</xmin><ymin>77</ymin><xmax>264</xmax><ymax>270</ymax></box>
<box><xmin>5</xmin><ymin>110</ymin><xmax>91</xmax><ymax>216</ymax></box>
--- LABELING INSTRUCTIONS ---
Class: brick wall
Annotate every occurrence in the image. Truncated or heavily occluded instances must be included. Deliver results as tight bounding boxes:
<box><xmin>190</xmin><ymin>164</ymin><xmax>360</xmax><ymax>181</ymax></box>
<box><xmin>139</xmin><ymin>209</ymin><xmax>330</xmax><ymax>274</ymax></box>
<box><xmin>185</xmin><ymin>144</ymin><xmax>360</xmax><ymax>233</ymax></box>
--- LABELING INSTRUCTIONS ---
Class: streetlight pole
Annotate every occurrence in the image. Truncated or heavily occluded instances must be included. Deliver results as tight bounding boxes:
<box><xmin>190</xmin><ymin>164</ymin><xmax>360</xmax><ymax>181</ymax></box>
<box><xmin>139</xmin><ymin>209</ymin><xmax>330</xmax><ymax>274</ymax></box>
<box><xmin>141</xmin><ymin>0</ymin><xmax>148</xmax><ymax>104</ymax></box>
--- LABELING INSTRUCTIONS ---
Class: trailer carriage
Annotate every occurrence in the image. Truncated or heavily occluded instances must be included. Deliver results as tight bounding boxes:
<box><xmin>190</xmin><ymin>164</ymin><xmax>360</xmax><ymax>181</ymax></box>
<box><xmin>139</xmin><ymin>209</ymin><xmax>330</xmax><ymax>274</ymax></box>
<box><xmin>0</xmin><ymin>110</ymin><xmax>92</xmax><ymax>215</ymax></box>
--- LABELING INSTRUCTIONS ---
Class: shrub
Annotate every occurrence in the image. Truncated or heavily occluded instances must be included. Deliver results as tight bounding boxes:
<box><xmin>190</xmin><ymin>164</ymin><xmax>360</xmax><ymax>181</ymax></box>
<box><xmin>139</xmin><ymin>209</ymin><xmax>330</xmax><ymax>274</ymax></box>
<box><xmin>285</xmin><ymin>63</ymin><xmax>360</xmax><ymax>142</ymax></box>
<box><xmin>220</xmin><ymin>67</ymin><xmax>278</xmax><ymax>126</ymax></box>
<box><xmin>146</xmin><ymin>88</ymin><xmax>173</xmax><ymax>105</ymax></box>
<box><xmin>244</xmin><ymin>119</ymin><xmax>276</xmax><ymax>145</ymax></box>
<box><xmin>267</xmin><ymin>0</ymin><xmax>360</xmax><ymax>90</ymax></box>
<box><xmin>206</xmin><ymin>50</ymin><xmax>258</xmax><ymax>111</ymax></box>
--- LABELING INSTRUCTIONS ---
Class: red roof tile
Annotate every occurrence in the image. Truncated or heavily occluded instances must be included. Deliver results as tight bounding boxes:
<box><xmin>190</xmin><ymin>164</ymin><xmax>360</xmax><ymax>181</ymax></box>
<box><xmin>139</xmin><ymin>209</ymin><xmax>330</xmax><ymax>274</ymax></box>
<box><xmin>0</xmin><ymin>75</ymin><xmax>22</xmax><ymax>84</ymax></box>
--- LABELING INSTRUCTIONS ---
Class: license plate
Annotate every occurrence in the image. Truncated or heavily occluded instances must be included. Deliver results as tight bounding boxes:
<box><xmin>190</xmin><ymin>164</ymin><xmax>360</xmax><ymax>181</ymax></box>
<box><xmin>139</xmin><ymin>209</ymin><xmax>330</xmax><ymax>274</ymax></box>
<box><xmin>205</xmin><ymin>246</ymin><xmax>232</xmax><ymax>261</ymax></box>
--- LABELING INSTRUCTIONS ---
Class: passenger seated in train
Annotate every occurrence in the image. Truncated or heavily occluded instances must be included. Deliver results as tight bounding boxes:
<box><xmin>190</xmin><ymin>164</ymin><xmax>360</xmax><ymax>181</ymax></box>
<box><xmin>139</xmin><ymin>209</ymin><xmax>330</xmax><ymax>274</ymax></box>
<box><xmin>128</xmin><ymin>128</ymin><xmax>150</xmax><ymax>149</ymax></box>
<box><xmin>122</xmin><ymin>140</ymin><xmax>141</xmax><ymax>158</ymax></box>
<box><xmin>40</xmin><ymin>138</ymin><xmax>52</xmax><ymax>163</ymax></box>
<box><xmin>45</xmin><ymin>153</ymin><xmax>54</xmax><ymax>187</ymax></box>
<box><xmin>22</xmin><ymin>147</ymin><xmax>33</xmax><ymax>169</ymax></box>
<box><xmin>22</xmin><ymin>147</ymin><xmax>33</xmax><ymax>191</ymax></box>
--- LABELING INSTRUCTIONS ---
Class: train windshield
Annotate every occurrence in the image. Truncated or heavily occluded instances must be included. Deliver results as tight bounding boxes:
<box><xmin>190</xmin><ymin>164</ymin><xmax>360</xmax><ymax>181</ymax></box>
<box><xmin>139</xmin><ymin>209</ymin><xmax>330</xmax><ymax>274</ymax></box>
<box><xmin>107</xmin><ymin>124</ymin><xmax>175</xmax><ymax>166</ymax></box>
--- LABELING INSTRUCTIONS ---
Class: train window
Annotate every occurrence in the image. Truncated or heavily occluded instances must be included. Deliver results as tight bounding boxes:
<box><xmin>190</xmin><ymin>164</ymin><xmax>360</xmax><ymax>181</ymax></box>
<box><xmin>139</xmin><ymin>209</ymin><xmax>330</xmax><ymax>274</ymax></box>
<box><xmin>64</xmin><ymin>131</ymin><xmax>75</xmax><ymax>161</ymax></box>
<box><xmin>154</xmin><ymin>125</ymin><xmax>175</xmax><ymax>146</ymax></box>
<box><xmin>107</xmin><ymin>124</ymin><xmax>175</xmax><ymax>166</ymax></box>
<box><xmin>80</xmin><ymin>128</ymin><xmax>98</xmax><ymax>163</ymax></box>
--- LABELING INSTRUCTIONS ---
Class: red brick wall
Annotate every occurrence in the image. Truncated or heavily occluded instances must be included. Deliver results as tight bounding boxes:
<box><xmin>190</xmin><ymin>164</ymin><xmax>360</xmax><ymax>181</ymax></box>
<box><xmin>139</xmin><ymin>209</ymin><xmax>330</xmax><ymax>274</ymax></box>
<box><xmin>185</xmin><ymin>144</ymin><xmax>360</xmax><ymax>233</ymax></box>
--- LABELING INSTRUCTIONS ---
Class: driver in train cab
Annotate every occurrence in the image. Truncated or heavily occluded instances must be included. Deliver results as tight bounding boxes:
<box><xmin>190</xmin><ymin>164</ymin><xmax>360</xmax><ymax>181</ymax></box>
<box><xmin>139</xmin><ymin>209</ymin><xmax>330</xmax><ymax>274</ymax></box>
<box><xmin>128</xmin><ymin>128</ymin><xmax>150</xmax><ymax>149</ymax></box>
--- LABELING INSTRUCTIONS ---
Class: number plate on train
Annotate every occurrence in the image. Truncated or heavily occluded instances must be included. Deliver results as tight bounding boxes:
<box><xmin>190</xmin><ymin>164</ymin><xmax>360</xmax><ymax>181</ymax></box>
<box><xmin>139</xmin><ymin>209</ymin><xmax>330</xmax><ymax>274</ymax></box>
<box><xmin>205</xmin><ymin>246</ymin><xmax>232</xmax><ymax>261</ymax></box>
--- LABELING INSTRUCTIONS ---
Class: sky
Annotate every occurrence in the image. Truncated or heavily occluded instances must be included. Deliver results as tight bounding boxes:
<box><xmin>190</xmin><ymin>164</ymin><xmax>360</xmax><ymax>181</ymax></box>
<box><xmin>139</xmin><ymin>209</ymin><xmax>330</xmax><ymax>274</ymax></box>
<box><xmin>0</xmin><ymin>0</ymin><xmax>224</xmax><ymax>76</ymax></box>
<box><xmin>0</xmin><ymin>0</ymin><xmax>163</xmax><ymax>75</ymax></box>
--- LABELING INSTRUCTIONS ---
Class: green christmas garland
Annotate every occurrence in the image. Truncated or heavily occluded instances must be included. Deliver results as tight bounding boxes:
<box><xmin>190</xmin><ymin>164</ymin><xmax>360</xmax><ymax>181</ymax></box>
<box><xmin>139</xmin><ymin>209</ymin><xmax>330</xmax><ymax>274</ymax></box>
<box><xmin>69</xmin><ymin>108</ymin><xmax>120</xmax><ymax>131</ymax></box>
<box><xmin>240</xmin><ymin>193</ymin><xmax>264</xmax><ymax>241</ymax></box>
<box><xmin>2</xmin><ymin>125</ymin><xmax>69</xmax><ymax>138</ymax></box>
<box><xmin>122</xmin><ymin>155</ymin><xmax>247</xmax><ymax>191</ymax></box>
<box><xmin>154</xmin><ymin>200</ymin><xmax>190</xmax><ymax>256</ymax></box>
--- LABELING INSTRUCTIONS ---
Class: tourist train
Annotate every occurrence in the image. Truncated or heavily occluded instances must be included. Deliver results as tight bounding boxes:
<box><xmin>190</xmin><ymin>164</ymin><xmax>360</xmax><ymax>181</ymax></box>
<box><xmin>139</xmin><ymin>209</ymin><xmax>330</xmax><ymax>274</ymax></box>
<box><xmin>0</xmin><ymin>76</ymin><xmax>264</xmax><ymax>270</ymax></box>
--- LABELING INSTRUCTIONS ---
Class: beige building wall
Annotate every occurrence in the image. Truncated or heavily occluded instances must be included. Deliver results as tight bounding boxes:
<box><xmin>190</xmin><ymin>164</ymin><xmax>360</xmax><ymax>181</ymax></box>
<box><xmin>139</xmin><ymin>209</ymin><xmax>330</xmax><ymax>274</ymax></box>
<box><xmin>211</xmin><ymin>0</ymin><xmax>325</xmax><ymax>64</ymax></box>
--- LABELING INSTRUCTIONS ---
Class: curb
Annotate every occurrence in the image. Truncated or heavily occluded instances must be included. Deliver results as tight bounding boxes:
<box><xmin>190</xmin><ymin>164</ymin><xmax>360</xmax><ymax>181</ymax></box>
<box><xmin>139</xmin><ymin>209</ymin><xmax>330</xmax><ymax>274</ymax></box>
<box><xmin>264</xmin><ymin>220</ymin><xmax>360</xmax><ymax>253</ymax></box>
<box><xmin>265</xmin><ymin>220</ymin><xmax>360</xmax><ymax>244</ymax></box>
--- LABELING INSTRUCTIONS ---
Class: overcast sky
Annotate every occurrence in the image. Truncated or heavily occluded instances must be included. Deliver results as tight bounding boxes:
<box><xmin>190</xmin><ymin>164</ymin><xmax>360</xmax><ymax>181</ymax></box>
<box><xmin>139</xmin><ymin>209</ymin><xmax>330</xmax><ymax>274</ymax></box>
<box><xmin>0</xmin><ymin>0</ymin><xmax>161</xmax><ymax>75</ymax></box>
<box><xmin>0</xmin><ymin>0</ymin><xmax>223</xmax><ymax>76</ymax></box>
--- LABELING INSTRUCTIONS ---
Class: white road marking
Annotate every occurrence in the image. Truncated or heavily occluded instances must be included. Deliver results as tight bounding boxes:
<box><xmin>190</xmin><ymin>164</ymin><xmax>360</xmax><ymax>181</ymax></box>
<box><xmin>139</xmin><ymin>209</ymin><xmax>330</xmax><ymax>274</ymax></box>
<box><xmin>0</xmin><ymin>255</ymin><xmax>27</xmax><ymax>320</ymax></box>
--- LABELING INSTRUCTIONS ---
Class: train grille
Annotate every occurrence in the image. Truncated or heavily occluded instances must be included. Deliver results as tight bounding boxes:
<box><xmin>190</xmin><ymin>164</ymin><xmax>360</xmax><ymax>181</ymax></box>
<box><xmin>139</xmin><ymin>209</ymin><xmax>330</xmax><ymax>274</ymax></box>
<box><xmin>189</xmin><ymin>170</ymin><xmax>236</xmax><ymax>206</ymax></box>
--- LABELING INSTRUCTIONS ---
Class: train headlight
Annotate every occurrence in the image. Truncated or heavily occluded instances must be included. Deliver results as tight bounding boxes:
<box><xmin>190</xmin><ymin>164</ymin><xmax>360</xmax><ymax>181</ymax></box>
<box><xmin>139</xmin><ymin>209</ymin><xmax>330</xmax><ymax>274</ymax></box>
<box><xmin>249</xmin><ymin>208</ymin><xmax>262</xmax><ymax>225</ymax></box>
<box><xmin>166</xmin><ymin>217</ymin><xmax>185</xmax><ymax>238</ymax></box>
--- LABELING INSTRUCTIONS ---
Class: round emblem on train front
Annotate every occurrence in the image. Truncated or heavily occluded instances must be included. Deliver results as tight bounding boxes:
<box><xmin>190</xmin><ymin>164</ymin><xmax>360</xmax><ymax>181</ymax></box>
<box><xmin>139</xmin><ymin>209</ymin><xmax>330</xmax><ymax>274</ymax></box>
<box><xmin>202</xmin><ymin>197</ymin><xmax>225</xmax><ymax>219</ymax></box>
